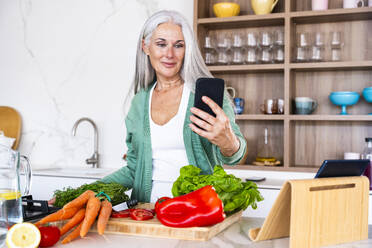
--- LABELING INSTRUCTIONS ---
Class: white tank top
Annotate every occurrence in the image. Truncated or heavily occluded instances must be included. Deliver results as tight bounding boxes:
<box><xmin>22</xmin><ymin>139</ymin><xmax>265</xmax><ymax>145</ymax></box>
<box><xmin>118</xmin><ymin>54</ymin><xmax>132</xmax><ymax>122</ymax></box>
<box><xmin>149</xmin><ymin>83</ymin><xmax>190</xmax><ymax>202</ymax></box>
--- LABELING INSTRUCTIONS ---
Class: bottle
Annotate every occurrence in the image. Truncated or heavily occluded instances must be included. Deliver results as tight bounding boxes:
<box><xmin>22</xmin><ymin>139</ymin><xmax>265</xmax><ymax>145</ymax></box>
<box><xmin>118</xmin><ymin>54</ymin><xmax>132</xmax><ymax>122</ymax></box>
<box><xmin>256</xmin><ymin>128</ymin><xmax>276</xmax><ymax>163</ymax></box>
<box><xmin>361</xmin><ymin>137</ymin><xmax>372</xmax><ymax>190</ymax></box>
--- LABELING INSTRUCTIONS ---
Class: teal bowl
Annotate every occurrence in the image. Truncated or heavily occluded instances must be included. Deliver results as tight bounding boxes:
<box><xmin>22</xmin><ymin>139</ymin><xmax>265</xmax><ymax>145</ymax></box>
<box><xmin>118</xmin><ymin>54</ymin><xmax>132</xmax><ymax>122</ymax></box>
<box><xmin>329</xmin><ymin>91</ymin><xmax>360</xmax><ymax>115</ymax></box>
<box><xmin>363</xmin><ymin>87</ymin><xmax>372</xmax><ymax>102</ymax></box>
<box><xmin>362</xmin><ymin>87</ymin><xmax>372</xmax><ymax>115</ymax></box>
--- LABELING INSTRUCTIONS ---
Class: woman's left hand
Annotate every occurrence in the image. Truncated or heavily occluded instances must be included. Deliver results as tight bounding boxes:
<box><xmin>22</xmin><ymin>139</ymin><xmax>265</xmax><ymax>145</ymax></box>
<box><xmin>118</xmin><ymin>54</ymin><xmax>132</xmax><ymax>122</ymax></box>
<box><xmin>189</xmin><ymin>96</ymin><xmax>240</xmax><ymax>157</ymax></box>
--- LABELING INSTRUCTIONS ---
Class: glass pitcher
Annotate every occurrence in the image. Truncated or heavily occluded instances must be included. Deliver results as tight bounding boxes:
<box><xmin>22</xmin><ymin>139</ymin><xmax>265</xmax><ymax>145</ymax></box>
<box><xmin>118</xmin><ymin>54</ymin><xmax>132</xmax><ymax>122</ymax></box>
<box><xmin>0</xmin><ymin>144</ymin><xmax>32</xmax><ymax>246</ymax></box>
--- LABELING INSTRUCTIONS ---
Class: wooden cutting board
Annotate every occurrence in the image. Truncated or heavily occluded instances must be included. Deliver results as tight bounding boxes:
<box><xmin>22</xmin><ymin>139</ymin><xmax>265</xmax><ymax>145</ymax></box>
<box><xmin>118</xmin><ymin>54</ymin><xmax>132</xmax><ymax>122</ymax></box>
<box><xmin>55</xmin><ymin>203</ymin><xmax>243</xmax><ymax>241</ymax></box>
<box><xmin>0</xmin><ymin>106</ymin><xmax>22</xmax><ymax>149</ymax></box>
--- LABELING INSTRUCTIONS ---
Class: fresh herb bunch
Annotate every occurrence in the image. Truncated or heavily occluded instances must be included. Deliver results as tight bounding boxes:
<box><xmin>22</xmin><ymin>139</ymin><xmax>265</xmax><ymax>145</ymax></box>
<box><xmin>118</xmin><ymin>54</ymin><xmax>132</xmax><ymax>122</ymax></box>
<box><xmin>53</xmin><ymin>182</ymin><xmax>129</xmax><ymax>207</ymax></box>
<box><xmin>172</xmin><ymin>165</ymin><xmax>264</xmax><ymax>214</ymax></box>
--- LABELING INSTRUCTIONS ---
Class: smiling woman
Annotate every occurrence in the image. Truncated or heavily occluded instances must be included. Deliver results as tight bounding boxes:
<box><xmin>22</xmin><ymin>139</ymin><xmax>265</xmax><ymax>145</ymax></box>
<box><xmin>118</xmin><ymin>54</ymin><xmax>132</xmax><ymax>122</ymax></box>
<box><xmin>97</xmin><ymin>10</ymin><xmax>248</xmax><ymax>203</ymax></box>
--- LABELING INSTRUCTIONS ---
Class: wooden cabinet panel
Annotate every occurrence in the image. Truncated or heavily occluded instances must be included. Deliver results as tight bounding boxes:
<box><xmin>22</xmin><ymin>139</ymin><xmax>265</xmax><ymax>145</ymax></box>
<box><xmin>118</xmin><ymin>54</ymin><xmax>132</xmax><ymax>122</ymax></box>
<box><xmin>290</xmin><ymin>121</ymin><xmax>372</xmax><ymax>167</ymax></box>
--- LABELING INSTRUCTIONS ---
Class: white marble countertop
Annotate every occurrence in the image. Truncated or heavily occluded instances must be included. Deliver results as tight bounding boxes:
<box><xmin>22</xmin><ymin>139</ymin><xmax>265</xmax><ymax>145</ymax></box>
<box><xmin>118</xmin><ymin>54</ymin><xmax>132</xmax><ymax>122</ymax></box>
<box><xmin>31</xmin><ymin>168</ymin><xmax>372</xmax><ymax>195</ymax></box>
<box><xmin>31</xmin><ymin>167</ymin><xmax>117</xmax><ymax>179</ymax></box>
<box><xmin>52</xmin><ymin>217</ymin><xmax>372</xmax><ymax>248</ymax></box>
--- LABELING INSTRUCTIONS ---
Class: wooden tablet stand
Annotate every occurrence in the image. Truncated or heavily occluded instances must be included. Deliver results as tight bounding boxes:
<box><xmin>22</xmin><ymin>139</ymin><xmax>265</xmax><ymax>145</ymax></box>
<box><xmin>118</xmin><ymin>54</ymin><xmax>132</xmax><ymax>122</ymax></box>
<box><xmin>249</xmin><ymin>176</ymin><xmax>369</xmax><ymax>248</ymax></box>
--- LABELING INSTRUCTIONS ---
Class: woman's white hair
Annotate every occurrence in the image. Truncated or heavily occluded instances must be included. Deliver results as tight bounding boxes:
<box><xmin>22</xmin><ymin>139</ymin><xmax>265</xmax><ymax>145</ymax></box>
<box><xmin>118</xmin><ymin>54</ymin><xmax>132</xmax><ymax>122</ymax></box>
<box><xmin>131</xmin><ymin>10</ymin><xmax>212</xmax><ymax>95</ymax></box>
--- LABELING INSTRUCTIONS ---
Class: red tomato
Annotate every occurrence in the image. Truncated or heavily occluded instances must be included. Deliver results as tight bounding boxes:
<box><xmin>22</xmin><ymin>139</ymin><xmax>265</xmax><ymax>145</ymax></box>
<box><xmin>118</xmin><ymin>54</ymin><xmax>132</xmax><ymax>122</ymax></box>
<box><xmin>111</xmin><ymin>209</ymin><xmax>135</xmax><ymax>218</ymax></box>
<box><xmin>155</xmin><ymin>197</ymin><xmax>171</xmax><ymax>212</ymax></box>
<box><xmin>130</xmin><ymin>209</ymin><xmax>154</xmax><ymax>221</ymax></box>
<box><xmin>148</xmin><ymin>208</ymin><xmax>156</xmax><ymax>215</ymax></box>
<box><xmin>38</xmin><ymin>226</ymin><xmax>61</xmax><ymax>247</ymax></box>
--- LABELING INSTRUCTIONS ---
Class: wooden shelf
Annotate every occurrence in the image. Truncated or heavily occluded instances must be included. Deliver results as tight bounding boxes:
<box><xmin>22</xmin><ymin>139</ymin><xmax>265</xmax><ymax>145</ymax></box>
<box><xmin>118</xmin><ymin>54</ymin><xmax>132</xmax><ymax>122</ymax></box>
<box><xmin>290</xmin><ymin>61</ymin><xmax>372</xmax><ymax>71</ymax></box>
<box><xmin>235</xmin><ymin>114</ymin><xmax>285</xmax><ymax>120</ymax></box>
<box><xmin>197</xmin><ymin>13</ymin><xmax>285</xmax><ymax>29</ymax></box>
<box><xmin>289</xmin><ymin>115</ymin><xmax>372</xmax><ymax>121</ymax></box>
<box><xmin>207</xmin><ymin>64</ymin><xmax>284</xmax><ymax>73</ymax></box>
<box><xmin>235</xmin><ymin>115</ymin><xmax>372</xmax><ymax>121</ymax></box>
<box><xmin>291</xmin><ymin>7</ymin><xmax>372</xmax><ymax>24</ymax></box>
<box><xmin>224</xmin><ymin>165</ymin><xmax>319</xmax><ymax>173</ymax></box>
<box><xmin>208</xmin><ymin>61</ymin><xmax>372</xmax><ymax>73</ymax></box>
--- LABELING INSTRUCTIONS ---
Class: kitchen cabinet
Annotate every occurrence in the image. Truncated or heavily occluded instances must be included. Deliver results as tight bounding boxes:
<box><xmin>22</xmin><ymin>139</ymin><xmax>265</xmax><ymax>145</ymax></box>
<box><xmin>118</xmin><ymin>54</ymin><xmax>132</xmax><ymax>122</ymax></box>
<box><xmin>25</xmin><ymin>175</ymin><xmax>96</xmax><ymax>201</ymax></box>
<box><xmin>243</xmin><ymin>188</ymin><xmax>280</xmax><ymax>218</ymax></box>
<box><xmin>194</xmin><ymin>0</ymin><xmax>372</xmax><ymax>173</ymax></box>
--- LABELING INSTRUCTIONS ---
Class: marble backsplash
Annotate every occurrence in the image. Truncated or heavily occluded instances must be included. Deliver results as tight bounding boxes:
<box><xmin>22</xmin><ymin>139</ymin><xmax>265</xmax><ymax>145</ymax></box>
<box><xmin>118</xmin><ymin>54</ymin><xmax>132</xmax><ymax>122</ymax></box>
<box><xmin>0</xmin><ymin>0</ymin><xmax>193</xmax><ymax>169</ymax></box>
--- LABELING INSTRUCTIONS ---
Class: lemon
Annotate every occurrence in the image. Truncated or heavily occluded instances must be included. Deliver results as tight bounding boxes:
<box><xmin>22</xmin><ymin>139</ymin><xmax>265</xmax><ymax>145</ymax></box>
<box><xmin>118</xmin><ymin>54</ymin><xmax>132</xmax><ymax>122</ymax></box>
<box><xmin>0</xmin><ymin>190</ymin><xmax>21</xmax><ymax>200</ymax></box>
<box><xmin>6</xmin><ymin>223</ymin><xmax>41</xmax><ymax>248</ymax></box>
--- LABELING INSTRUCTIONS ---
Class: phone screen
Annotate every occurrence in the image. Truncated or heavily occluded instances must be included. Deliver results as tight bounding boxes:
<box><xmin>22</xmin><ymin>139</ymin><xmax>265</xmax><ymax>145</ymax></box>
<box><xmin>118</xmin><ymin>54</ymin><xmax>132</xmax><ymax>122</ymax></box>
<box><xmin>193</xmin><ymin>77</ymin><xmax>224</xmax><ymax>117</ymax></box>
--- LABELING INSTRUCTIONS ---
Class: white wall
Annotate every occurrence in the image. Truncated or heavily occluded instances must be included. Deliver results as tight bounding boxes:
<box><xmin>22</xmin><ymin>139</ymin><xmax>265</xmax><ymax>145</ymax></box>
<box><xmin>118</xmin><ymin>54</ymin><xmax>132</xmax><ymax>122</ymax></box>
<box><xmin>0</xmin><ymin>0</ymin><xmax>194</xmax><ymax>169</ymax></box>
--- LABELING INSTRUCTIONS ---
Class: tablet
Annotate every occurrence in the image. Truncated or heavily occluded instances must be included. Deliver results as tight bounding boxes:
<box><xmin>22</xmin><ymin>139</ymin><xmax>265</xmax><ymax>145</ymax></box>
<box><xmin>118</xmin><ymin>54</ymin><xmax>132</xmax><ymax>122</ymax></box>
<box><xmin>314</xmin><ymin>159</ymin><xmax>369</xmax><ymax>178</ymax></box>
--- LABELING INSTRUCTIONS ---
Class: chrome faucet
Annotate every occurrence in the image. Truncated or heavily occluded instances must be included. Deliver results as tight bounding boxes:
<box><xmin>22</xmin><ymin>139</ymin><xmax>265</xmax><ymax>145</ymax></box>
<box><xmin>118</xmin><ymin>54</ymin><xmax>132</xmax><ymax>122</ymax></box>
<box><xmin>72</xmin><ymin>117</ymin><xmax>99</xmax><ymax>168</ymax></box>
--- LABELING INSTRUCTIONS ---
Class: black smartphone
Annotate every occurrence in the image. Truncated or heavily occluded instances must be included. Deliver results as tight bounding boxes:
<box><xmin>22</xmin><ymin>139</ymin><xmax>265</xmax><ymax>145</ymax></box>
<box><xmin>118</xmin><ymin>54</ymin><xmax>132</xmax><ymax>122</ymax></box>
<box><xmin>194</xmin><ymin>77</ymin><xmax>225</xmax><ymax>117</ymax></box>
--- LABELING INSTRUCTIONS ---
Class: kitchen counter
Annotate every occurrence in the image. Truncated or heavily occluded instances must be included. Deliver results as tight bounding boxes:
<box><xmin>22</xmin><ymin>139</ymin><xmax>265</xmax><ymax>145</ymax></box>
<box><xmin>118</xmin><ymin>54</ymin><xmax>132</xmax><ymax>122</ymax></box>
<box><xmin>54</xmin><ymin>217</ymin><xmax>372</xmax><ymax>248</ymax></box>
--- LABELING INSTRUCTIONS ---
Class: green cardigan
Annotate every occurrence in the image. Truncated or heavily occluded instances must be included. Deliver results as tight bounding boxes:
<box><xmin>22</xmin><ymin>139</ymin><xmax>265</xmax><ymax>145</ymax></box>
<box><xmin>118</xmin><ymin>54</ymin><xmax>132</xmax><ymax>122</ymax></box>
<box><xmin>100</xmin><ymin>85</ymin><xmax>247</xmax><ymax>202</ymax></box>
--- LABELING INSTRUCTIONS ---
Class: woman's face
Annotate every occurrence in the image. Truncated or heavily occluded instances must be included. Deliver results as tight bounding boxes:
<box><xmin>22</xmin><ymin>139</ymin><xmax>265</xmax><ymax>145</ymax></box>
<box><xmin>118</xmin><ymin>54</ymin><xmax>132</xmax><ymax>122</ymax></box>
<box><xmin>143</xmin><ymin>22</ymin><xmax>185</xmax><ymax>81</ymax></box>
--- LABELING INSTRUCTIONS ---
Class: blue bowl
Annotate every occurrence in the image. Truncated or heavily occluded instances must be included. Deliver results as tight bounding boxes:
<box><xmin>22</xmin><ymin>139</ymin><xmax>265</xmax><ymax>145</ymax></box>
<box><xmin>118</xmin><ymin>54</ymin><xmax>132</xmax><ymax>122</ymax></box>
<box><xmin>363</xmin><ymin>87</ymin><xmax>372</xmax><ymax>103</ymax></box>
<box><xmin>329</xmin><ymin>91</ymin><xmax>360</xmax><ymax>115</ymax></box>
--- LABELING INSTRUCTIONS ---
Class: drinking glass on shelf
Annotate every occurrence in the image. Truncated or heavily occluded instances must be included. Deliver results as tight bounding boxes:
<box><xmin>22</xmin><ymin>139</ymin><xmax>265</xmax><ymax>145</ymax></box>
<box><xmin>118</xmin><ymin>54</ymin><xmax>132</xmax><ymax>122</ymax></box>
<box><xmin>314</xmin><ymin>32</ymin><xmax>325</xmax><ymax>47</ymax></box>
<box><xmin>247</xmin><ymin>32</ymin><xmax>258</xmax><ymax>48</ymax></box>
<box><xmin>330</xmin><ymin>31</ymin><xmax>343</xmax><ymax>48</ymax></box>
<box><xmin>329</xmin><ymin>31</ymin><xmax>343</xmax><ymax>61</ymax></box>
<box><xmin>204</xmin><ymin>36</ymin><xmax>216</xmax><ymax>65</ymax></box>
<box><xmin>204</xmin><ymin>36</ymin><xmax>214</xmax><ymax>49</ymax></box>
<box><xmin>331</xmin><ymin>47</ymin><xmax>342</xmax><ymax>61</ymax></box>
<box><xmin>272</xmin><ymin>46</ymin><xmax>284</xmax><ymax>63</ymax></box>
<box><xmin>259</xmin><ymin>47</ymin><xmax>273</xmax><ymax>63</ymax></box>
<box><xmin>310</xmin><ymin>45</ymin><xmax>325</xmax><ymax>61</ymax></box>
<box><xmin>231</xmin><ymin>48</ymin><xmax>244</xmax><ymax>64</ymax></box>
<box><xmin>259</xmin><ymin>31</ymin><xmax>273</xmax><ymax>48</ymax></box>
<box><xmin>231</xmin><ymin>33</ymin><xmax>244</xmax><ymax>64</ymax></box>
<box><xmin>273</xmin><ymin>30</ymin><xmax>284</xmax><ymax>47</ymax></box>
<box><xmin>297</xmin><ymin>32</ymin><xmax>312</xmax><ymax>47</ymax></box>
<box><xmin>232</xmin><ymin>33</ymin><xmax>243</xmax><ymax>48</ymax></box>
<box><xmin>295</xmin><ymin>46</ymin><xmax>309</xmax><ymax>62</ymax></box>
<box><xmin>204</xmin><ymin>51</ymin><xmax>216</xmax><ymax>65</ymax></box>
<box><xmin>216</xmin><ymin>36</ymin><xmax>231</xmax><ymax>65</ymax></box>
<box><xmin>245</xmin><ymin>47</ymin><xmax>258</xmax><ymax>64</ymax></box>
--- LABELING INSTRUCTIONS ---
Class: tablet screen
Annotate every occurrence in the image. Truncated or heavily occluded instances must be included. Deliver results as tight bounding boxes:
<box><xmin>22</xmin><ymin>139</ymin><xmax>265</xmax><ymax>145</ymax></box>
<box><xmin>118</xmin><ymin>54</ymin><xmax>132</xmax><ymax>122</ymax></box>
<box><xmin>314</xmin><ymin>159</ymin><xmax>369</xmax><ymax>178</ymax></box>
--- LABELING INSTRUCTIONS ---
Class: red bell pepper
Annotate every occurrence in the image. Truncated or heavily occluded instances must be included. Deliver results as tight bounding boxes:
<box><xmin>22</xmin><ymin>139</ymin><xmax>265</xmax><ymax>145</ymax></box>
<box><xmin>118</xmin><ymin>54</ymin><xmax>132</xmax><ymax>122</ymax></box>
<box><xmin>156</xmin><ymin>185</ymin><xmax>225</xmax><ymax>227</ymax></box>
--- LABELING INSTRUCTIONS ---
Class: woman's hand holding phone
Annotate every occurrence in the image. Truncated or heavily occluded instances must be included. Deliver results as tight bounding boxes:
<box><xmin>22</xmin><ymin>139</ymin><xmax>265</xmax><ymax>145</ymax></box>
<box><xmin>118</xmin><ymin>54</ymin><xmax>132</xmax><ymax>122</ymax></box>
<box><xmin>189</xmin><ymin>96</ymin><xmax>240</xmax><ymax>157</ymax></box>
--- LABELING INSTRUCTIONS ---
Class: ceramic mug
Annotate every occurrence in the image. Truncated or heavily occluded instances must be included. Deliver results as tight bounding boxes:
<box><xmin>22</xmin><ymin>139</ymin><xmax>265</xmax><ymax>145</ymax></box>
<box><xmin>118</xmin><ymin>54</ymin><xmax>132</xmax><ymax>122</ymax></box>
<box><xmin>233</xmin><ymin>98</ymin><xmax>245</xmax><ymax>115</ymax></box>
<box><xmin>343</xmin><ymin>0</ymin><xmax>364</xmax><ymax>8</ymax></box>
<box><xmin>226</xmin><ymin>86</ymin><xmax>236</xmax><ymax>98</ymax></box>
<box><xmin>312</xmin><ymin>0</ymin><xmax>329</xmax><ymax>10</ymax></box>
<box><xmin>260</xmin><ymin>98</ymin><xmax>284</xmax><ymax>114</ymax></box>
<box><xmin>251</xmin><ymin>0</ymin><xmax>279</xmax><ymax>15</ymax></box>
<box><xmin>295</xmin><ymin>97</ymin><xmax>317</xmax><ymax>114</ymax></box>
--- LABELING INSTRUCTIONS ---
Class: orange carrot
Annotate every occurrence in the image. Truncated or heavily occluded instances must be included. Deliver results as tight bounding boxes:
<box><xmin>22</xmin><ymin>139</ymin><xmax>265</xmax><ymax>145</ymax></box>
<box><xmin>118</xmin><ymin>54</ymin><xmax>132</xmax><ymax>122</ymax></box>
<box><xmin>61</xmin><ymin>221</ymin><xmax>84</xmax><ymax>244</ymax></box>
<box><xmin>60</xmin><ymin>208</ymin><xmax>86</xmax><ymax>236</ymax></box>
<box><xmin>80</xmin><ymin>197</ymin><xmax>101</xmax><ymax>237</ymax></box>
<box><xmin>35</xmin><ymin>207</ymin><xmax>80</xmax><ymax>225</ymax></box>
<box><xmin>97</xmin><ymin>200</ymin><xmax>112</xmax><ymax>235</ymax></box>
<box><xmin>63</xmin><ymin>190</ymin><xmax>96</xmax><ymax>210</ymax></box>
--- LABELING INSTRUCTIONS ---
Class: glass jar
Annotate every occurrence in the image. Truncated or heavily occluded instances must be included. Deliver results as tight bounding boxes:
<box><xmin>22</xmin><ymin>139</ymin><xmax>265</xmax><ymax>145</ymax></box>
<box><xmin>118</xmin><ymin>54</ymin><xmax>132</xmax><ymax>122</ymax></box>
<box><xmin>361</xmin><ymin>137</ymin><xmax>372</xmax><ymax>190</ymax></box>
<box><xmin>204</xmin><ymin>36</ymin><xmax>216</xmax><ymax>65</ymax></box>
